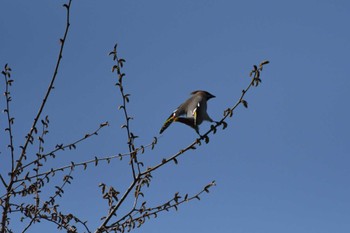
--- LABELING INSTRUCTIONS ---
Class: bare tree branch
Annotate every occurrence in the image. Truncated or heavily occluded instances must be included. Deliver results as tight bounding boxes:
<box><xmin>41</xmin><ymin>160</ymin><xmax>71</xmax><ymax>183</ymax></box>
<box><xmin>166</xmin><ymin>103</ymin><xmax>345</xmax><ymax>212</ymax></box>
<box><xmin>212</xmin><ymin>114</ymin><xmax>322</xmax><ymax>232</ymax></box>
<box><xmin>1</xmin><ymin>1</ymin><xmax>72</xmax><ymax>232</ymax></box>
<box><xmin>16</xmin><ymin>122</ymin><xmax>109</xmax><ymax>181</ymax></box>
<box><xmin>0</xmin><ymin>1</ymin><xmax>269</xmax><ymax>232</ymax></box>
<box><xmin>110</xmin><ymin>45</ymin><xmax>141</xmax><ymax>180</ymax></box>
<box><xmin>2</xmin><ymin>64</ymin><xmax>15</xmax><ymax>173</ymax></box>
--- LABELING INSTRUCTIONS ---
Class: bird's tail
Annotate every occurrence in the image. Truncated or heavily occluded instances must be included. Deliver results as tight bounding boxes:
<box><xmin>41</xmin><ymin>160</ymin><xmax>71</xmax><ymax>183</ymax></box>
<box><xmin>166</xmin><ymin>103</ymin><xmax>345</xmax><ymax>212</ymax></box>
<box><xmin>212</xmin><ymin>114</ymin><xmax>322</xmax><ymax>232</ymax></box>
<box><xmin>159</xmin><ymin>114</ymin><xmax>176</xmax><ymax>134</ymax></box>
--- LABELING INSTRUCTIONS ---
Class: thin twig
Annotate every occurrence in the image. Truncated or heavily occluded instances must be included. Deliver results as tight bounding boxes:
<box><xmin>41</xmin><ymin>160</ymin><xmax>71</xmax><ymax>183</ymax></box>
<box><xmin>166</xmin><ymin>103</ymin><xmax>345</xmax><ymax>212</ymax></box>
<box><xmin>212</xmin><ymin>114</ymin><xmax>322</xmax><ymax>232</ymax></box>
<box><xmin>0</xmin><ymin>174</ymin><xmax>7</xmax><ymax>188</ymax></box>
<box><xmin>95</xmin><ymin>175</ymin><xmax>140</xmax><ymax>233</ymax></box>
<box><xmin>12</xmin><ymin>134</ymin><xmax>157</xmax><ymax>186</ymax></box>
<box><xmin>110</xmin><ymin>181</ymin><xmax>215</xmax><ymax>231</ymax></box>
<box><xmin>0</xmin><ymin>1</ymin><xmax>72</xmax><ymax>232</ymax></box>
<box><xmin>110</xmin><ymin>45</ymin><xmax>141</xmax><ymax>179</ymax></box>
<box><xmin>19</xmin><ymin>122</ymin><xmax>108</xmax><ymax>173</ymax></box>
<box><xmin>2</xmin><ymin>64</ymin><xmax>15</xmax><ymax>173</ymax></box>
<box><xmin>21</xmin><ymin>170</ymin><xmax>75</xmax><ymax>233</ymax></box>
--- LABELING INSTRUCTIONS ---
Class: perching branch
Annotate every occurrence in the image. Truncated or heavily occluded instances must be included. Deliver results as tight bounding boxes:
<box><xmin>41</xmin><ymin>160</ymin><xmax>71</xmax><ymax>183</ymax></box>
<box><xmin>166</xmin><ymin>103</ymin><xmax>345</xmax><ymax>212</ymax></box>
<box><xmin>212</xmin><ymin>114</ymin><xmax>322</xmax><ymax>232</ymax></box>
<box><xmin>95</xmin><ymin>58</ymin><xmax>269</xmax><ymax>232</ymax></box>
<box><xmin>142</xmin><ymin>61</ymin><xmax>270</xmax><ymax>177</ymax></box>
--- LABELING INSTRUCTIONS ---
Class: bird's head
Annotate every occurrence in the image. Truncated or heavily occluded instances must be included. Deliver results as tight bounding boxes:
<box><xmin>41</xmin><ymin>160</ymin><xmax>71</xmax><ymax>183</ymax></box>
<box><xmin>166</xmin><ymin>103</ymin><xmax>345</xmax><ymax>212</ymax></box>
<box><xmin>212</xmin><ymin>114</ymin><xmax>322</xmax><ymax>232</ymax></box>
<box><xmin>191</xmin><ymin>90</ymin><xmax>216</xmax><ymax>100</ymax></box>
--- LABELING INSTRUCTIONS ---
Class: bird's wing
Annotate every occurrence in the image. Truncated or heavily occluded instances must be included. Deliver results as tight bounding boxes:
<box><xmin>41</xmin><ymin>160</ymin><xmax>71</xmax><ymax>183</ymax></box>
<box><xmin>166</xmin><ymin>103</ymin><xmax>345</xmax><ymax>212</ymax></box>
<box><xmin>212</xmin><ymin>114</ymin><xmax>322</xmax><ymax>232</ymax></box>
<box><xmin>192</xmin><ymin>102</ymin><xmax>200</xmax><ymax>126</ymax></box>
<box><xmin>159</xmin><ymin>93</ymin><xmax>204</xmax><ymax>134</ymax></box>
<box><xmin>177</xmin><ymin>94</ymin><xmax>203</xmax><ymax>117</ymax></box>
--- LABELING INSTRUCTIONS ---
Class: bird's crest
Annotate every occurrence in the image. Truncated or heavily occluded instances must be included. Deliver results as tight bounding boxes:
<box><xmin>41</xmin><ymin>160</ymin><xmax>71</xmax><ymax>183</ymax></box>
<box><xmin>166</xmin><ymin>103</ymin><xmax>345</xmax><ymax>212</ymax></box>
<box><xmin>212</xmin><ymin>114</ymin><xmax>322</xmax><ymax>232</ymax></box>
<box><xmin>191</xmin><ymin>90</ymin><xmax>215</xmax><ymax>99</ymax></box>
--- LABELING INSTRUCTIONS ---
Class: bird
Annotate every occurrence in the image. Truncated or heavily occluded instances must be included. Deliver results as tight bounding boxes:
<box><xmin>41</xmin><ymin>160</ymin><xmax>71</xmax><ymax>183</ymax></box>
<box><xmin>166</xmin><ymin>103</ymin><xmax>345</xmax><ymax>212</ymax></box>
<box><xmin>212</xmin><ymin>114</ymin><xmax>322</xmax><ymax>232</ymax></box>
<box><xmin>159</xmin><ymin>90</ymin><xmax>216</xmax><ymax>135</ymax></box>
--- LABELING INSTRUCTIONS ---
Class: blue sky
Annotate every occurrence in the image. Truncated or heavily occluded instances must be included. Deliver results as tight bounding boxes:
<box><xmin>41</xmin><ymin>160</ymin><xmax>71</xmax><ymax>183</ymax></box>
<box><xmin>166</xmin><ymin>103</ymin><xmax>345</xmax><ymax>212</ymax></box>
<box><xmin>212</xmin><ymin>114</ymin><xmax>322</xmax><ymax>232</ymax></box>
<box><xmin>1</xmin><ymin>0</ymin><xmax>349</xmax><ymax>232</ymax></box>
